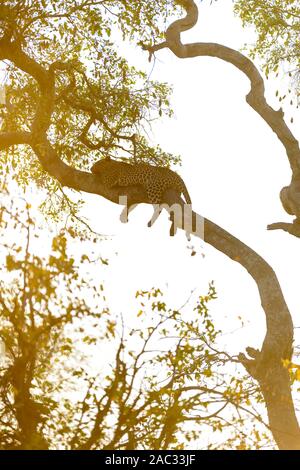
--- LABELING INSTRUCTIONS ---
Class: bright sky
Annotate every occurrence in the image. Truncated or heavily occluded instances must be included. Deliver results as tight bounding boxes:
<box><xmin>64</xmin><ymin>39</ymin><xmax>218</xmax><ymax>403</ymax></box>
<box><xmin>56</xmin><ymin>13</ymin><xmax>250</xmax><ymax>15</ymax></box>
<box><xmin>0</xmin><ymin>0</ymin><xmax>299</xmax><ymax>448</ymax></box>
<box><xmin>1</xmin><ymin>0</ymin><xmax>299</xmax><ymax>370</ymax></box>
<box><xmin>77</xmin><ymin>0</ymin><xmax>300</xmax><ymax>358</ymax></box>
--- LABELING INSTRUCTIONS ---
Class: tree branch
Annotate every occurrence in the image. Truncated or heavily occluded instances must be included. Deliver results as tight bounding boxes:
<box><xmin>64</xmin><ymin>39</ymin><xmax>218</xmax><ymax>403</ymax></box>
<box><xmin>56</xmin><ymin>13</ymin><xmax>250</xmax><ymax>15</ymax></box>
<box><xmin>267</xmin><ymin>220</ymin><xmax>300</xmax><ymax>237</ymax></box>
<box><xmin>142</xmin><ymin>0</ymin><xmax>300</xmax><ymax>446</ymax></box>
<box><xmin>163</xmin><ymin>190</ymin><xmax>300</xmax><ymax>449</ymax></box>
<box><xmin>0</xmin><ymin>37</ymin><xmax>49</xmax><ymax>90</ymax></box>
<box><xmin>1</xmin><ymin>1</ymin><xmax>300</xmax><ymax>448</ymax></box>
<box><xmin>143</xmin><ymin>0</ymin><xmax>300</xmax><ymax>223</ymax></box>
<box><xmin>0</xmin><ymin>131</ymin><xmax>32</xmax><ymax>150</ymax></box>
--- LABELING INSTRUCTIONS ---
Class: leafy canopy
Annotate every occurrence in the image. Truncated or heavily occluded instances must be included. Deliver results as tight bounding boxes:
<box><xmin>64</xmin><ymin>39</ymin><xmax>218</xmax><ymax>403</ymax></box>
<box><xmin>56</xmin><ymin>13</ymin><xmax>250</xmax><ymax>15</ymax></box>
<box><xmin>234</xmin><ymin>0</ymin><xmax>300</xmax><ymax>100</ymax></box>
<box><xmin>0</xmin><ymin>198</ymin><xmax>273</xmax><ymax>450</ymax></box>
<box><xmin>0</xmin><ymin>0</ymin><xmax>182</xmax><ymax>222</ymax></box>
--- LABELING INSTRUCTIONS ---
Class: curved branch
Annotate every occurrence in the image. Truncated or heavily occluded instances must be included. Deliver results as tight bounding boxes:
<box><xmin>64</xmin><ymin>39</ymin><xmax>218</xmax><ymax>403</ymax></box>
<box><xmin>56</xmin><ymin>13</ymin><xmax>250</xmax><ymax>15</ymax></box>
<box><xmin>143</xmin><ymin>1</ymin><xmax>300</xmax><ymax>448</ymax></box>
<box><xmin>0</xmin><ymin>37</ymin><xmax>49</xmax><ymax>90</ymax></box>
<box><xmin>267</xmin><ymin>221</ymin><xmax>300</xmax><ymax>237</ymax></box>
<box><xmin>1</xmin><ymin>4</ymin><xmax>300</xmax><ymax>448</ymax></box>
<box><xmin>162</xmin><ymin>189</ymin><xmax>300</xmax><ymax>449</ymax></box>
<box><xmin>0</xmin><ymin>131</ymin><xmax>32</xmax><ymax>150</ymax></box>
<box><xmin>144</xmin><ymin>0</ymin><xmax>300</xmax><ymax>172</ymax></box>
<box><xmin>63</xmin><ymin>94</ymin><xmax>136</xmax><ymax>145</ymax></box>
<box><xmin>143</xmin><ymin>0</ymin><xmax>300</xmax><ymax>222</ymax></box>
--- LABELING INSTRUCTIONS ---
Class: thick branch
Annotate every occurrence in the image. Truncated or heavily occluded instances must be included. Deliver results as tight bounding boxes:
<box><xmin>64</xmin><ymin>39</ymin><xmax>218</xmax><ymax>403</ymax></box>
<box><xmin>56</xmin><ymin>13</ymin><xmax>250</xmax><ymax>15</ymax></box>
<box><xmin>1</xmin><ymin>3</ymin><xmax>300</xmax><ymax>449</ymax></box>
<box><xmin>144</xmin><ymin>0</ymin><xmax>300</xmax><ymax>173</ymax></box>
<box><xmin>0</xmin><ymin>35</ymin><xmax>146</xmax><ymax>205</ymax></box>
<box><xmin>143</xmin><ymin>0</ymin><xmax>300</xmax><ymax>447</ymax></box>
<box><xmin>267</xmin><ymin>221</ymin><xmax>300</xmax><ymax>237</ymax></box>
<box><xmin>0</xmin><ymin>37</ymin><xmax>49</xmax><ymax>91</ymax></box>
<box><xmin>143</xmin><ymin>0</ymin><xmax>300</xmax><ymax>226</ymax></box>
<box><xmin>0</xmin><ymin>131</ymin><xmax>32</xmax><ymax>150</ymax></box>
<box><xmin>161</xmin><ymin>190</ymin><xmax>300</xmax><ymax>449</ymax></box>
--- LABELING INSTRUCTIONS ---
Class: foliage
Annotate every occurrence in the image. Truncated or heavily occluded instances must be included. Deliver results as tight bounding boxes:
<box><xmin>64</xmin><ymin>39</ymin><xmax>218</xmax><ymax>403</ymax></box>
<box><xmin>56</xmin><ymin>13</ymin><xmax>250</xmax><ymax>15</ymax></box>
<box><xmin>0</xmin><ymin>200</ymin><xmax>273</xmax><ymax>450</ymax></box>
<box><xmin>1</xmin><ymin>0</ymin><xmax>299</xmax><ymax>451</ymax></box>
<box><xmin>0</xmin><ymin>0</ymin><xmax>182</xmax><ymax>223</ymax></box>
<box><xmin>234</xmin><ymin>0</ymin><xmax>300</xmax><ymax>101</ymax></box>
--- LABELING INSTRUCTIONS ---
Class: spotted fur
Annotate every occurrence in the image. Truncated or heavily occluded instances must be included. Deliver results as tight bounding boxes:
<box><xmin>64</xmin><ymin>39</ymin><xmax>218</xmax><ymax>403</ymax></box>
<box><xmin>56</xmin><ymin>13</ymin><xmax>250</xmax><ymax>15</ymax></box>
<box><xmin>91</xmin><ymin>157</ymin><xmax>191</xmax><ymax>205</ymax></box>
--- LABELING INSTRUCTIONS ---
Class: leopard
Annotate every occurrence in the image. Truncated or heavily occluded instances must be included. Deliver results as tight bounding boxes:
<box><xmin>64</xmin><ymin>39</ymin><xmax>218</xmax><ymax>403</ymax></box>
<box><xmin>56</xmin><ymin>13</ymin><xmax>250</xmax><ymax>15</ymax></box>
<box><xmin>91</xmin><ymin>157</ymin><xmax>192</xmax><ymax>237</ymax></box>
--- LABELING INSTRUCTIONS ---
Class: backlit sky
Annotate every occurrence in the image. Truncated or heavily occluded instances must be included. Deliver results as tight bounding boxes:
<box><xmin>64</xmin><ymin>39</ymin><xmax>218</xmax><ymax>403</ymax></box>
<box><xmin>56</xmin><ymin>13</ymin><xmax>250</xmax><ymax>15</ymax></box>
<box><xmin>0</xmin><ymin>2</ymin><xmax>299</xmax><ymax>449</ymax></box>
<box><xmin>1</xmin><ymin>1</ymin><xmax>299</xmax><ymax>360</ymax></box>
<box><xmin>78</xmin><ymin>0</ymin><xmax>300</xmax><ymax>357</ymax></box>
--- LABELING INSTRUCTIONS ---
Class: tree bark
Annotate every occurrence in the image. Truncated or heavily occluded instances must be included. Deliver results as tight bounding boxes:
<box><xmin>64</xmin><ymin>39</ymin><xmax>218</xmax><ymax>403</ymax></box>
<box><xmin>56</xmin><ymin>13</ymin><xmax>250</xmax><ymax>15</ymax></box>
<box><xmin>1</xmin><ymin>1</ymin><xmax>300</xmax><ymax>449</ymax></box>
<box><xmin>204</xmin><ymin>217</ymin><xmax>300</xmax><ymax>450</ymax></box>
<box><xmin>143</xmin><ymin>0</ymin><xmax>300</xmax><ymax>226</ymax></box>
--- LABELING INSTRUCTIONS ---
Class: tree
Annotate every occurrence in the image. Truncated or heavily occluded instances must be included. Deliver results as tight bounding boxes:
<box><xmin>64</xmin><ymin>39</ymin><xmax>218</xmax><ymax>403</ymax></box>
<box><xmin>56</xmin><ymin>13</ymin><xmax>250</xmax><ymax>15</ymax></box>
<box><xmin>0</xmin><ymin>0</ymin><xmax>300</xmax><ymax>449</ymax></box>
<box><xmin>234</xmin><ymin>0</ymin><xmax>300</xmax><ymax>100</ymax></box>
<box><xmin>0</xmin><ymin>200</ymin><xmax>274</xmax><ymax>450</ymax></box>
